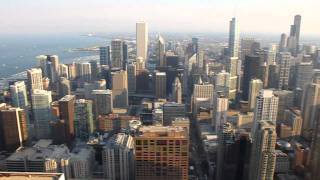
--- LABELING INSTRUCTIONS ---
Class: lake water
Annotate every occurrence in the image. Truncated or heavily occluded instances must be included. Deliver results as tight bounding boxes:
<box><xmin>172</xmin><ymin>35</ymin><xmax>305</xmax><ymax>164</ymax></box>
<box><xmin>0</xmin><ymin>34</ymin><xmax>109</xmax><ymax>77</ymax></box>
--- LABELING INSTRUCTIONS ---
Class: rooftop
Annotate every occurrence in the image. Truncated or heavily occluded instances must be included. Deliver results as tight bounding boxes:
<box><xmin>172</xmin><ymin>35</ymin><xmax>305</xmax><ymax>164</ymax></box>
<box><xmin>0</xmin><ymin>172</ymin><xmax>65</xmax><ymax>180</ymax></box>
<box><xmin>59</xmin><ymin>95</ymin><xmax>75</xmax><ymax>102</ymax></box>
<box><xmin>91</xmin><ymin>89</ymin><xmax>112</xmax><ymax>95</ymax></box>
<box><xmin>6</xmin><ymin>143</ymin><xmax>70</xmax><ymax>162</ymax></box>
<box><xmin>136</xmin><ymin>126</ymin><xmax>187</xmax><ymax>138</ymax></box>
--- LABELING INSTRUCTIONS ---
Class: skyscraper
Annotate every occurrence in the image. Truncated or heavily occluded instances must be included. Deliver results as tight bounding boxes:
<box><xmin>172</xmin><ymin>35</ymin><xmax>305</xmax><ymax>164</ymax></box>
<box><xmin>172</xmin><ymin>77</ymin><xmax>182</xmax><ymax>104</ymax></box>
<box><xmin>111</xmin><ymin>70</ymin><xmax>128</xmax><ymax>108</ymax></box>
<box><xmin>278</xmin><ymin>52</ymin><xmax>292</xmax><ymax>90</ymax></box>
<box><xmin>226</xmin><ymin>56</ymin><xmax>240</xmax><ymax>99</ymax></box>
<box><xmin>228</xmin><ymin>17</ymin><xmax>240</xmax><ymax>58</ymax></box>
<box><xmin>136</xmin><ymin>21</ymin><xmax>148</xmax><ymax>61</ymax></box>
<box><xmin>273</xmin><ymin>90</ymin><xmax>294</xmax><ymax>121</ymax></box>
<box><xmin>100</xmin><ymin>46</ymin><xmax>110</xmax><ymax>66</ymax></box>
<box><xmin>279</xmin><ymin>33</ymin><xmax>287</xmax><ymax>52</ymax></box>
<box><xmin>252</xmin><ymin>89</ymin><xmax>279</xmax><ymax>134</ymax></box>
<box><xmin>301</xmin><ymin>82</ymin><xmax>320</xmax><ymax>139</ymax></box>
<box><xmin>10</xmin><ymin>81</ymin><xmax>28</xmax><ymax>108</ymax></box>
<box><xmin>163</xmin><ymin>102</ymin><xmax>185</xmax><ymax>126</ymax></box>
<box><xmin>92</xmin><ymin>89</ymin><xmax>113</xmax><ymax>116</ymax></box>
<box><xmin>215</xmin><ymin>70</ymin><xmax>231</xmax><ymax>97</ymax></box>
<box><xmin>0</xmin><ymin>104</ymin><xmax>28</xmax><ymax>152</ymax></box>
<box><xmin>156</xmin><ymin>34</ymin><xmax>165</xmax><ymax>67</ymax></box>
<box><xmin>103</xmin><ymin>133</ymin><xmax>134</xmax><ymax>180</ymax></box>
<box><xmin>58</xmin><ymin>64</ymin><xmax>69</xmax><ymax>79</ymax></box>
<box><xmin>67</xmin><ymin>62</ymin><xmax>77</xmax><ymax>80</ymax></box>
<box><xmin>122</xmin><ymin>41</ymin><xmax>129</xmax><ymax>69</ymax></box>
<box><xmin>192</xmin><ymin>78</ymin><xmax>214</xmax><ymax>102</ymax></box>
<box><xmin>134</xmin><ymin>126</ymin><xmax>189</xmax><ymax>180</ymax></box>
<box><xmin>74</xmin><ymin>99</ymin><xmax>94</xmax><ymax>140</ymax></box>
<box><xmin>37</xmin><ymin>55</ymin><xmax>59</xmax><ymax>83</ymax></box>
<box><xmin>155</xmin><ymin>72</ymin><xmax>167</xmax><ymax>98</ymax></box>
<box><xmin>289</xmin><ymin>15</ymin><xmax>301</xmax><ymax>55</ymax></box>
<box><xmin>89</xmin><ymin>60</ymin><xmax>99</xmax><ymax>81</ymax></box>
<box><xmin>58</xmin><ymin>77</ymin><xmax>71</xmax><ymax>98</ymax></box>
<box><xmin>295</xmin><ymin>61</ymin><xmax>313</xmax><ymax>90</ymax></box>
<box><xmin>32</xmin><ymin>89</ymin><xmax>52</xmax><ymax>139</ymax></box>
<box><xmin>58</xmin><ymin>95</ymin><xmax>76</xmax><ymax>144</ymax></box>
<box><xmin>127</xmin><ymin>62</ymin><xmax>137</xmax><ymax>94</ymax></box>
<box><xmin>242</xmin><ymin>55</ymin><xmax>261</xmax><ymax>100</ymax></box>
<box><xmin>76</xmin><ymin>62</ymin><xmax>92</xmax><ymax>82</ymax></box>
<box><xmin>27</xmin><ymin>68</ymin><xmax>43</xmax><ymax>92</ymax></box>
<box><xmin>111</xmin><ymin>39</ymin><xmax>123</xmax><ymax>69</ymax></box>
<box><xmin>249</xmin><ymin>121</ymin><xmax>276</xmax><ymax>180</ymax></box>
<box><xmin>47</xmin><ymin>55</ymin><xmax>60</xmax><ymax>83</ymax></box>
<box><xmin>268</xmin><ymin>63</ymin><xmax>279</xmax><ymax>89</ymax></box>
<box><xmin>192</xmin><ymin>37</ymin><xmax>199</xmax><ymax>54</ymax></box>
<box><xmin>248</xmin><ymin>79</ymin><xmax>263</xmax><ymax>111</ymax></box>
<box><xmin>213</xmin><ymin>95</ymin><xmax>229</xmax><ymax>132</ymax></box>
<box><xmin>309</xmin><ymin>108</ymin><xmax>320</xmax><ymax>180</ymax></box>
<box><xmin>284</xmin><ymin>108</ymin><xmax>302</xmax><ymax>137</ymax></box>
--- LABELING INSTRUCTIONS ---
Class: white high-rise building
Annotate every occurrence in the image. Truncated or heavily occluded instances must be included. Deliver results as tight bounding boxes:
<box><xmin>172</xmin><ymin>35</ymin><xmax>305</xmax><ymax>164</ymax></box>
<box><xmin>213</xmin><ymin>95</ymin><xmax>229</xmax><ymax>132</ymax></box>
<box><xmin>226</xmin><ymin>57</ymin><xmax>240</xmax><ymax>100</ymax></box>
<box><xmin>31</xmin><ymin>89</ymin><xmax>52</xmax><ymax>139</ymax></box>
<box><xmin>228</xmin><ymin>17</ymin><xmax>240</xmax><ymax>58</ymax></box>
<box><xmin>172</xmin><ymin>77</ymin><xmax>182</xmax><ymax>104</ymax></box>
<box><xmin>252</xmin><ymin>89</ymin><xmax>279</xmax><ymax>134</ymax></box>
<box><xmin>249</xmin><ymin>121</ymin><xmax>277</xmax><ymax>180</ymax></box>
<box><xmin>136</xmin><ymin>22</ymin><xmax>148</xmax><ymax>62</ymax></box>
<box><xmin>215</xmin><ymin>70</ymin><xmax>231</xmax><ymax>97</ymax></box>
<box><xmin>193</xmin><ymin>78</ymin><xmax>214</xmax><ymax>101</ymax></box>
<box><xmin>192</xmin><ymin>78</ymin><xmax>214</xmax><ymax>115</ymax></box>
<box><xmin>10</xmin><ymin>81</ymin><xmax>28</xmax><ymax>108</ymax></box>
<box><xmin>278</xmin><ymin>52</ymin><xmax>292</xmax><ymax>90</ymax></box>
<box><xmin>27</xmin><ymin>68</ymin><xmax>43</xmax><ymax>92</ymax></box>
<box><xmin>248</xmin><ymin>79</ymin><xmax>263</xmax><ymax>111</ymax></box>
<box><xmin>156</xmin><ymin>34</ymin><xmax>165</xmax><ymax>67</ymax></box>
<box><xmin>103</xmin><ymin>133</ymin><xmax>134</xmax><ymax>180</ymax></box>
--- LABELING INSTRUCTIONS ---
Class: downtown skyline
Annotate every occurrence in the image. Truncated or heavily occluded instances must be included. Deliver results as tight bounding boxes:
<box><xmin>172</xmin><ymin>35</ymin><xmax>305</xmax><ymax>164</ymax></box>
<box><xmin>0</xmin><ymin>0</ymin><xmax>319</xmax><ymax>35</ymax></box>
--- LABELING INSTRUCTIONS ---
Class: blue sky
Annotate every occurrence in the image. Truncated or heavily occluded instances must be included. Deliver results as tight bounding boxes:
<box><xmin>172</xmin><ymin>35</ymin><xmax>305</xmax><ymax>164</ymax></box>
<box><xmin>0</xmin><ymin>0</ymin><xmax>319</xmax><ymax>35</ymax></box>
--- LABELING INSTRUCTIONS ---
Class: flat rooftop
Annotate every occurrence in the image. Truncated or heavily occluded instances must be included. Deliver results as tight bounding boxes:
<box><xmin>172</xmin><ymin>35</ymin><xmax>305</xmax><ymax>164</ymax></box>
<box><xmin>59</xmin><ymin>95</ymin><xmax>75</xmax><ymax>102</ymax></box>
<box><xmin>0</xmin><ymin>172</ymin><xmax>65</xmax><ymax>180</ymax></box>
<box><xmin>136</xmin><ymin>126</ymin><xmax>187</xmax><ymax>138</ymax></box>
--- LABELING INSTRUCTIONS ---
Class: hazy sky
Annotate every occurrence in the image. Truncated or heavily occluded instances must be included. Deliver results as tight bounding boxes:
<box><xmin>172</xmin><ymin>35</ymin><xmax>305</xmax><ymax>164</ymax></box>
<box><xmin>0</xmin><ymin>0</ymin><xmax>319</xmax><ymax>35</ymax></box>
